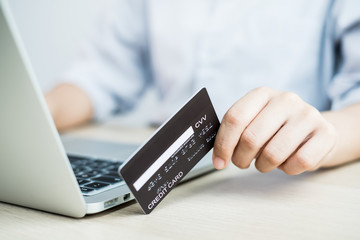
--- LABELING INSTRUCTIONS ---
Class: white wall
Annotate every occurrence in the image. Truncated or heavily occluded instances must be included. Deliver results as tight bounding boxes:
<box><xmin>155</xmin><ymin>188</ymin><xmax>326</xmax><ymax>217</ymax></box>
<box><xmin>7</xmin><ymin>0</ymin><xmax>155</xmax><ymax>126</ymax></box>
<box><xmin>8</xmin><ymin>0</ymin><xmax>115</xmax><ymax>91</ymax></box>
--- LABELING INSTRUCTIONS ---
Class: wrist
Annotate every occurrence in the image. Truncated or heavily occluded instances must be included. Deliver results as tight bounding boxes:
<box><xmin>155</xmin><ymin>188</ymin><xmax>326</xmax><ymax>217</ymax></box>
<box><xmin>320</xmin><ymin>107</ymin><xmax>360</xmax><ymax>167</ymax></box>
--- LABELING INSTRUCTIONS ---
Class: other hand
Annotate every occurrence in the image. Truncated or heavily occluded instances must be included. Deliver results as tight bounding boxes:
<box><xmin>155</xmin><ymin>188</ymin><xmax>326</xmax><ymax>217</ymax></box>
<box><xmin>212</xmin><ymin>87</ymin><xmax>337</xmax><ymax>175</ymax></box>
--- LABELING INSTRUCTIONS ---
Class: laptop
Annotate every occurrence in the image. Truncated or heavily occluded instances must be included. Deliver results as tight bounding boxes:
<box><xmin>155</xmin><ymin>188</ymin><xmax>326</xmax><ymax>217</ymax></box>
<box><xmin>0</xmin><ymin>0</ymin><xmax>215</xmax><ymax>218</ymax></box>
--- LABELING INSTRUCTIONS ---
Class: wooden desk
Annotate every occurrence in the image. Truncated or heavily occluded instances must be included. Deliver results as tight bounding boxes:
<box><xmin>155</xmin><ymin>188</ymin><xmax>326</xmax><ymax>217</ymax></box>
<box><xmin>1</xmin><ymin>124</ymin><xmax>360</xmax><ymax>239</ymax></box>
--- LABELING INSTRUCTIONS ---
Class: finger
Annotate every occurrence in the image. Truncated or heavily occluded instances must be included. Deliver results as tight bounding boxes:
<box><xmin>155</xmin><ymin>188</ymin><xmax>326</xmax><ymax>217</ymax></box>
<box><xmin>279</xmin><ymin>128</ymin><xmax>336</xmax><ymax>175</ymax></box>
<box><xmin>254</xmin><ymin>115</ymin><xmax>317</xmax><ymax>173</ymax></box>
<box><xmin>231</xmin><ymin>96</ymin><xmax>289</xmax><ymax>169</ymax></box>
<box><xmin>213</xmin><ymin>87</ymin><xmax>276</xmax><ymax>169</ymax></box>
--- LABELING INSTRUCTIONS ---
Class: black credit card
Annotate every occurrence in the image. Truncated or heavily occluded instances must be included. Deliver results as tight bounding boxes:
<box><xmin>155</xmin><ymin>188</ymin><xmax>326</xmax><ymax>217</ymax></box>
<box><xmin>119</xmin><ymin>88</ymin><xmax>220</xmax><ymax>214</ymax></box>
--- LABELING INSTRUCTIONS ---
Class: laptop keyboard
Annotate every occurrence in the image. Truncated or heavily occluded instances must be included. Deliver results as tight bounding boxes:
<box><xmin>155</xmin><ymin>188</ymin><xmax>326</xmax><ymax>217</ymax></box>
<box><xmin>68</xmin><ymin>155</ymin><xmax>124</xmax><ymax>195</ymax></box>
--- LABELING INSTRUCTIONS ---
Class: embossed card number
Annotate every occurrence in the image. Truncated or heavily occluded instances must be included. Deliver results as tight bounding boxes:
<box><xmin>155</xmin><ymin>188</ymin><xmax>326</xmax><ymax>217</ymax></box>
<box><xmin>119</xmin><ymin>88</ymin><xmax>220</xmax><ymax>214</ymax></box>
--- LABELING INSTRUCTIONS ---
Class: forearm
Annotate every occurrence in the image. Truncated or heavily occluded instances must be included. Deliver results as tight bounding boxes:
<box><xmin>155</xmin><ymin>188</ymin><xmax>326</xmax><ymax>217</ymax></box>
<box><xmin>45</xmin><ymin>83</ymin><xmax>93</xmax><ymax>132</ymax></box>
<box><xmin>321</xmin><ymin>103</ymin><xmax>360</xmax><ymax>167</ymax></box>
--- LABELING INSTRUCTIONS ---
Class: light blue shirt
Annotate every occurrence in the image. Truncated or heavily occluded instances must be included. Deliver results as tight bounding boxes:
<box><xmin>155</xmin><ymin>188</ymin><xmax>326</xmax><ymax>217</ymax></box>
<box><xmin>63</xmin><ymin>0</ymin><xmax>360</xmax><ymax>124</ymax></box>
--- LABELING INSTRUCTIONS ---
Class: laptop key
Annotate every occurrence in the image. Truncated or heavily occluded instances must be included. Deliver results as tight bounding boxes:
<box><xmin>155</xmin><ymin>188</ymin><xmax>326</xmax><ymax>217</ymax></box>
<box><xmin>80</xmin><ymin>187</ymin><xmax>94</xmax><ymax>193</ymax></box>
<box><xmin>90</xmin><ymin>160</ymin><xmax>113</xmax><ymax>168</ymax></box>
<box><xmin>76</xmin><ymin>171</ymin><xmax>101</xmax><ymax>178</ymax></box>
<box><xmin>77</xmin><ymin>179</ymin><xmax>90</xmax><ymax>185</ymax></box>
<box><xmin>69</xmin><ymin>156</ymin><xmax>91</xmax><ymax>165</ymax></box>
<box><xmin>84</xmin><ymin>182</ymin><xmax>109</xmax><ymax>189</ymax></box>
<box><xmin>86</xmin><ymin>170</ymin><xmax>102</xmax><ymax>176</ymax></box>
<box><xmin>76</xmin><ymin>173</ymin><xmax>92</xmax><ymax>178</ymax></box>
<box><xmin>70</xmin><ymin>156</ymin><xmax>124</xmax><ymax>194</ymax></box>
<box><xmin>106</xmin><ymin>164</ymin><xmax>122</xmax><ymax>171</ymax></box>
<box><xmin>73</xmin><ymin>167</ymin><xmax>89</xmax><ymax>173</ymax></box>
<box><xmin>103</xmin><ymin>171</ymin><xmax>120</xmax><ymax>177</ymax></box>
<box><xmin>92</xmin><ymin>176</ymin><xmax>122</xmax><ymax>184</ymax></box>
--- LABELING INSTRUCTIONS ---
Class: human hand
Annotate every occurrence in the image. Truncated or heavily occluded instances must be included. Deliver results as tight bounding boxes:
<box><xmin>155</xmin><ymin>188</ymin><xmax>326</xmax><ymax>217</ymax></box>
<box><xmin>45</xmin><ymin>83</ymin><xmax>93</xmax><ymax>131</ymax></box>
<box><xmin>212</xmin><ymin>87</ymin><xmax>337</xmax><ymax>175</ymax></box>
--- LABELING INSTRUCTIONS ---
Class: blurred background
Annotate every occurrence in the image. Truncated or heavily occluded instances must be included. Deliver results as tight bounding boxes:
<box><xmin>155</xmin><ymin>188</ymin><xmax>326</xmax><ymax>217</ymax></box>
<box><xmin>7</xmin><ymin>0</ymin><xmax>154</xmax><ymax>126</ymax></box>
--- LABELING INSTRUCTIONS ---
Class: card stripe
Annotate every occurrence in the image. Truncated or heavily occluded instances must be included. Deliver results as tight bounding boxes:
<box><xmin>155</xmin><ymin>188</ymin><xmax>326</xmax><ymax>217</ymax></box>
<box><xmin>133</xmin><ymin>126</ymin><xmax>194</xmax><ymax>191</ymax></box>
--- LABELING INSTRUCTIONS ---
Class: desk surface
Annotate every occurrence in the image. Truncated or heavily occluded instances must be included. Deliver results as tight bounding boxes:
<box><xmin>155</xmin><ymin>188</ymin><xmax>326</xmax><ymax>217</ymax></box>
<box><xmin>1</xmin><ymin>124</ymin><xmax>360</xmax><ymax>240</ymax></box>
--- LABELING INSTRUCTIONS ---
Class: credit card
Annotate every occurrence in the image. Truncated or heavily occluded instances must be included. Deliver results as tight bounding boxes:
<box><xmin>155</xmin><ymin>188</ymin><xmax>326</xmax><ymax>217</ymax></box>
<box><xmin>119</xmin><ymin>88</ymin><xmax>220</xmax><ymax>214</ymax></box>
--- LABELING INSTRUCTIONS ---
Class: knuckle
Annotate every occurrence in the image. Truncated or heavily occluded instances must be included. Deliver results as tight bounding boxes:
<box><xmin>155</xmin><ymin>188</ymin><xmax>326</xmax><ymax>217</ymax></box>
<box><xmin>302</xmin><ymin>106</ymin><xmax>321</xmax><ymax>120</ymax></box>
<box><xmin>319</xmin><ymin>123</ymin><xmax>337</xmax><ymax>154</ymax></box>
<box><xmin>223</xmin><ymin>109</ymin><xmax>241</xmax><ymax>127</ymax></box>
<box><xmin>322</xmin><ymin>121</ymin><xmax>337</xmax><ymax>139</ymax></box>
<box><xmin>261</xmin><ymin>146</ymin><xmax>283</xmax><ymax>166</ymax></box>
<box><xmin>240</xmin><ymin>128</ymin><xmax>260</xmax><ymax>151</ymax></box>
<box><xmin>294</xmin><ymin>152</ymin><xmax>314</xmax><ymax>170</ymax></box>
<box><xmin>280</xmin><ymin>91</ymin><xmax>301</xmax><ymax>104</ymax></box>
<box><xmin>253</xmin><ymin>86</ymin><xmax>272</xmax><ymax>95</ymax></box>
<box><xmin>252</xmin><ymin>87</ymin><xmax>275</xmax><ymax>99</ymax></box>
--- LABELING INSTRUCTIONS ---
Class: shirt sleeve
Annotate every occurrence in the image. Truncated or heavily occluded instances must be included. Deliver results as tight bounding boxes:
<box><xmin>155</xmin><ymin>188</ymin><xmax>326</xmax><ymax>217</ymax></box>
<box><xmin>61</xmin><ymin>0</ymin><xmax>151</xmax><ymax>121</ymax></box>
<box><xmin>328</xmin><ymin>0</ymin><xmax>360</xmax><ymax>110</ymax></box>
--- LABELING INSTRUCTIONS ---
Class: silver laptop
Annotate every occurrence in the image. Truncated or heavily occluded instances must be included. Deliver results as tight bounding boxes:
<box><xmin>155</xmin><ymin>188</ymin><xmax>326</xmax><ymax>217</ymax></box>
<box><xmin>0</xmin><ymin>0</ymin><xmax>214</xmax><ymax>217</ymax></box>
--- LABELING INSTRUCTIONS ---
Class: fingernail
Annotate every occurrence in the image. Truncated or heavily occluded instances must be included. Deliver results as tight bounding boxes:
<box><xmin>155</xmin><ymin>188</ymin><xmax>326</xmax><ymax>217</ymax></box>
<box><xmin>213</xmin><ymin>157</ymin><xmax>226</xmax><ymax>169</ymax></box>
